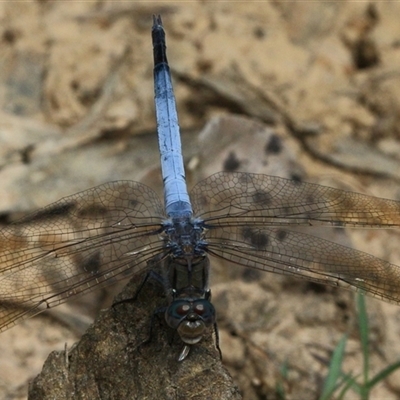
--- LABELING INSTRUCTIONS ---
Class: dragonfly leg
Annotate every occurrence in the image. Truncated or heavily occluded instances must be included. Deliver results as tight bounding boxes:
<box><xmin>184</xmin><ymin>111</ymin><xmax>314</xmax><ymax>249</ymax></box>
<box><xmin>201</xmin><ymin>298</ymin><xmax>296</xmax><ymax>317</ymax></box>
<box><xmin>213</xmin><ymin>322</ymin><xmax>222</xmax><ymax>360</ymax></box>
<box><xmin>135</xmin><ymin>305</ymin><xmax>167</xmax><ymax>354</ymax></box>
<box><xmin>134</xmin><ymin>303</ymin><xmax>195</xmax><ymax>361</ymax></box>
<box><xmin>111</xmin><ymin>271</ymin><xmax>183</xmax><ymax>357</ymax></box>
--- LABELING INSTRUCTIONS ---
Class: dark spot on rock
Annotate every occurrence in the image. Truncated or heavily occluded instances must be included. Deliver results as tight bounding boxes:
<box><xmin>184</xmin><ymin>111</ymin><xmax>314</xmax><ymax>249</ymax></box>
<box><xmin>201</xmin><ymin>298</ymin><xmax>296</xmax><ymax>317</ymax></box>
<box><xmin>242</xmin><ymin>268</ymin><xmax>261</xmax><ymax>282</ymax></box>
<box><xmin>239</xmin><ymin>173</ymin><xmax>253</xmax><ymax>184</ymax></box>
<box><xmin>305</xmin><ymin>281</ymin><xmax>327</xmax><ymax>294</ymax></box>
<box><xmin>265</xmin><ymin>135</ymin><xmax>282</xmax><ymax>154</ymax></box>
<box><xmin>281</xmin><ymin>206</ymin><xmax>292</xmax><ymax>216</ymax></box>
<box><xmin>197</xmin><ymin>59</ymin><xmax>213</xmax><ymax>74</ymax></box>
<box><xmin>253</xmin><ymin>27</ymin><xmax>265</xmax><ymax>39</ymax></box>
<box><xmin>2</xmin><ymin>29</ymin><xmax>18</xmax><ymax>44</ymax></box>
<box><xmin>336</xmin><ymin>300</ymin><xmax>348</xmax><ymax>311</ymax></box>
<box><xmin>242</xmin><ymin>227</ymin><xmax>269</xmax><ymax>250</ymax></box>
<box><xmin>194</xmin><ymin>194</ymin><xmax>209</xmax><ymax>211</ymax></box>
<box><xmin>252</xmin><ymin>190</ymin><xmax>271</xmax><ymax>206</ymax></box>
<box><xmin>22</xmin><ymin>202</ymin><xmax>75</xmax><ymax>223</ymax></box>
<box><xmin>129</xmin><ymin>199</ymin><xmax>139</xmax><ymax>208</ymax></box>
<box><xmin>392</xmin><ymin>40</ymin><xmax>400</xmax><ymax>48</ymax></box>
<box><xmin>77</xmin><ymin>204</ymin><xmax>108</xmax><ymax>219</ymax></box>
<box><xmin>0</xmin><ymin>213</ymin><xmax>10</xmax><ymax>224</ymax></box>
<box><xmin>290</xmin><ymin>173</ymin><xmax>302</xmax><ymax>184</ymax></box>
<box><xmin>352</xmin><ymin>37</ymin><xmax>380</xmax><ymax>70</ymax></box>
<box><xmin>366</xmin><ymin>3</ymin><xmax>379</xmax><ymax>21</ymax></box>
<box><xmin>21</xmin><ymin>144</ymin><xmax>34</xmax><ymax>164</ymax></box>
<box><xmin>223</xmin><ymin>151</ymin><xmax>240</xmax><ymax>172</ymax></box>
<box><xmin>276</xmin><ymin>230</ymin><xmax>287</xmax><ymax>241</ymax></box>
<box><xmin>80</xmin><ymin>251</ymin><xmax>101</xmax><ymax>275</ymax></box>
<box><xmin>306</xmin><ymin>195</ymin><xmax>315</xmax><ymax>205</ymax></box>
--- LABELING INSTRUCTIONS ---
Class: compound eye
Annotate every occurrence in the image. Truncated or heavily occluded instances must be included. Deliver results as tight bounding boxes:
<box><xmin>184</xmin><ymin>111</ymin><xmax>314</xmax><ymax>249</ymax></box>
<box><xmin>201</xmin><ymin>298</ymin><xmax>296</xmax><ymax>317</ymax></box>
<box><xmin>165</xmin><ymin>300</ymin><xmax>192</xmax><ymax>329</ymax></box>
<box><xmin>193</xmin><ymin>300</ymin><xmax>215</xmax><ymax>325</ymax></box>
<box><xmin>194</xmin><ymin>303</ymin><xmax>205</xmax><ymax>315</ymax></box>
<box><xmin>176</xmin><ymin>303</ymin><xmax>191</xmax><ymax>316</ymax></box>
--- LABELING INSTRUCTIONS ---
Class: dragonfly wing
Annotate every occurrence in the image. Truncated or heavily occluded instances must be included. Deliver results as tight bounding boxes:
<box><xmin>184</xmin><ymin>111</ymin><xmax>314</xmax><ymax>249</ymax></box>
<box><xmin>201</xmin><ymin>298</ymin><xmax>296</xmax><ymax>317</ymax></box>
<box><xmin>205</xmin><ymin>225</ymin><xmax>400</xmax><ymax>304</ymax></box>
<box><xmin>191</xmin><ymin>171</ymin><xmax>400</xmax><ymax>228</ymax></box>
<box><xmin>0</xmin><ymin>181</ymin><xmax>166</xmax><ymax>331</ymax></box>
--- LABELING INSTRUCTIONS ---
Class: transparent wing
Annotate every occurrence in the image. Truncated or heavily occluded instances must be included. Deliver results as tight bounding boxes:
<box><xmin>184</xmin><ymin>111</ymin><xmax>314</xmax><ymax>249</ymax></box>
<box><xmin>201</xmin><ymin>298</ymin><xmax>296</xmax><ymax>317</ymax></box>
<box><xmin>0</xmin><ymin>181</ymin><xmax>166</xmax><ymax>332</ymax></box>
<box><xmin>191</xmin><ymin>172</ymin><xmax>400</xmax><ymax>228</ymax></box>
<box><xmin>190</xmin><ymin>171</ymin><xmax>400</xmax><ymax>304</ymax></box>
<box><xmin>205</xmin><ymin>226</ymin><xmax>400</xmax><ymax>304</ymax></box>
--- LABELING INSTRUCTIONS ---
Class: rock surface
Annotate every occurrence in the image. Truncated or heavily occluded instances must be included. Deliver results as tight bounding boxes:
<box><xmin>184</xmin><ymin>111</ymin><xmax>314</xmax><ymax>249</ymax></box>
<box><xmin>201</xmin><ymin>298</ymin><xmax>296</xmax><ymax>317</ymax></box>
<box><xmin>1</xmin><ymin>2</ymin><xmax>400</xmax><ymax>399</ymax></box>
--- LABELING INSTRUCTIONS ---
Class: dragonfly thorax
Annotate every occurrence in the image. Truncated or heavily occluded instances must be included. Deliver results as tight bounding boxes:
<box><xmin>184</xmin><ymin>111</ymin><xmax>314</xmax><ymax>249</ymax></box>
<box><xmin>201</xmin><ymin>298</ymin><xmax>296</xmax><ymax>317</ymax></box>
<box><xmin>164</xmin><ymin>216</ymin><xmax>206</xmax><ymax>257</ymax></box>
<box><xmin>163</xmin><ymin>247</ymin><xmax>214</xmax><ymax>350</ymax></box>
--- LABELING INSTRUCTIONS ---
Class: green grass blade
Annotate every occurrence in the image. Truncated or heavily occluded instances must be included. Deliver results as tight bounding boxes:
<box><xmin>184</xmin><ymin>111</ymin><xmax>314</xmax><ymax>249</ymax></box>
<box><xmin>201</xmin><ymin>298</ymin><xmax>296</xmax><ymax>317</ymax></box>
<box><xmin>366</xmin><ymin>359</ymin><xmax>400</xmax><ymax>390</ymax></box>
<box><xmin>319</xmin><ymin>334</ymin><xmax>348</xmax><ymax>400</ymax></box>
<box><xmin>357</xmin><ymin>293</ymin><xmax>369</xmax><ymax>386</ymax></box>
<box><xmin>275</xmin><ymin>359</ymin><xmax>289</xmax><ymax>400</ymax></box>
<box><xmin>337</xmin><ymin>372</ymin><xmax>359</xmax><ymax>400</ymax></box>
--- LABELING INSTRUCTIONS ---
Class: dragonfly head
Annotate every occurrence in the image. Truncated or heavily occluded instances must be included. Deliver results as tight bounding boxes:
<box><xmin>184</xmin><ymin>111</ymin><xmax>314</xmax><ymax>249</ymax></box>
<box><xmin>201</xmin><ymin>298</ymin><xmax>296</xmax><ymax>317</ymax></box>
<box><xmin>165</xmin><ymin>298</ymin><xmax>215</xmax><ymax>345</ymax></box>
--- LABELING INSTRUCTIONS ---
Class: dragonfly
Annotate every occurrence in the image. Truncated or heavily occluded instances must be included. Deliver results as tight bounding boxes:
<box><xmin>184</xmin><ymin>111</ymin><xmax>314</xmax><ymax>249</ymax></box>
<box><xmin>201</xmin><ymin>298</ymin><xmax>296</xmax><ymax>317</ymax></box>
<box><xmin>1</xmin><ymin>15</ymin><xmax>400</xmax><ymax>362</ymax></box>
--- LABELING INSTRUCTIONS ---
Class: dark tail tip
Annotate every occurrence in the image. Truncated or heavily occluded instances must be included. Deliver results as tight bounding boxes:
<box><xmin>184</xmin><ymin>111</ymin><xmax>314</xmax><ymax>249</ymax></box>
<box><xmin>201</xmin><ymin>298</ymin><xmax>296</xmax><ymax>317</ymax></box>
<box><xmin>152</xmin><ymin>14</ymin><xmax>163</xmax><ymax>28</ymax></box>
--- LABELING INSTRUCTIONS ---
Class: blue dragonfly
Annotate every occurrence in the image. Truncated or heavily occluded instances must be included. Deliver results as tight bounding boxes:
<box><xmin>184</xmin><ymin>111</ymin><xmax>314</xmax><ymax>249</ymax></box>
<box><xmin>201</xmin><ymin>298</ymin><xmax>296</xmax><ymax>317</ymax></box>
<box><xmin>1</xmin><ymin>15</ymin><xmax>400</xmax><ymax>361</ymax></box>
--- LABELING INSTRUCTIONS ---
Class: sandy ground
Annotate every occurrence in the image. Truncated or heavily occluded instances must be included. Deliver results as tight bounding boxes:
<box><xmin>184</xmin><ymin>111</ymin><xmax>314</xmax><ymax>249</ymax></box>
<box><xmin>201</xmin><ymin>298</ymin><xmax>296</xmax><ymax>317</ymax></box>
<box><xmin>1</xmin><ymin>2</ymin><xmax>400</xmax><ymax>399</ymax></box>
